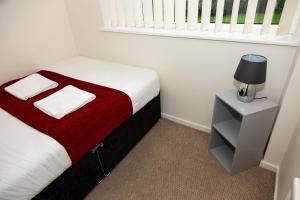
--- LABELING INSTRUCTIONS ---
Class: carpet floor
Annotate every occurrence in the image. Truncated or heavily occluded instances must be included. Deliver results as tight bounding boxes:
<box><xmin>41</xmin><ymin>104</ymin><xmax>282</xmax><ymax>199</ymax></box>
<box><xmin>85</xmin><ymin>119</ymin><xmax>275</xmax><ymax>200</ymax></box>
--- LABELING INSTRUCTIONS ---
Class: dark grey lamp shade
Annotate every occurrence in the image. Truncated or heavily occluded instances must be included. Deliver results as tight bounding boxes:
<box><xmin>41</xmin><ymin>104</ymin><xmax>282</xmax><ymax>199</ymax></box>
<box><xmin>234</xmin><ymin>54</ymin><xmax>267</xmax><ymax>84</ymax></box>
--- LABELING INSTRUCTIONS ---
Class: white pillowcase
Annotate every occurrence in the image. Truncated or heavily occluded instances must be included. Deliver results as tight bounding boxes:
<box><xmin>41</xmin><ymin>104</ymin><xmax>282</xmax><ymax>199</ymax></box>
<box><xmin>5</xmin><ymin>74</ymin><xmax>58</xmax><ymax>100</ymax></box>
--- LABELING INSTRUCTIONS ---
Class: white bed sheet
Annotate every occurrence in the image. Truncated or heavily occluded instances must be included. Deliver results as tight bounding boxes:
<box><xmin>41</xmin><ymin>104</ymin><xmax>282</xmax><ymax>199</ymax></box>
<box><xmin>0</xmin><ymin>56</ymin><xmax>160</xmax><ymax>199</ymax></box>
<box><xmin>46</xmin><ymin>56</ymin><xmax>160</xmax><ymax>114</ymax></box>
<box><xmin>0</xmin><ymin>109</ymin><xmax>72</xmax><ymax>200</ymax></box>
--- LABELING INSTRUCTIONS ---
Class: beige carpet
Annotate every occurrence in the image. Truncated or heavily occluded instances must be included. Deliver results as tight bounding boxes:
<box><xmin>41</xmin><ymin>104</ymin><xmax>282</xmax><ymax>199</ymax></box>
<box><xmin>85</xmin><ymin>119</ymin><xmax>275</xmax><ymax>200</ymax></box>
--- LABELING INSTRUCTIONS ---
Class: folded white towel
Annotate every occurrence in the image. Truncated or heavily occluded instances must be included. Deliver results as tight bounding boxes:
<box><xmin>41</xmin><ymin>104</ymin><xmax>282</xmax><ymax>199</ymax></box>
<box><xmin>5</xmin><ymin>74</ymin><xmax>58</xmax><ymax>100</ymax></box>
<box><xmin>34</xmin><ymin>85</ymin><xmax>96</xmax><ymax>119</ymax></box>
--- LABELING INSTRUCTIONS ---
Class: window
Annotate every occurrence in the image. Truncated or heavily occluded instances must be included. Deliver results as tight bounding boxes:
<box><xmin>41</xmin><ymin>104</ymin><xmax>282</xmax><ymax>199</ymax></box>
<box><xmin>99</xmin><ymin>0</ymin><xmax>300</xmax><ymax>45</ymax></box>
<box><xmin>207</xmin><ymin>0</ymin><xmax>285</xmax><ymax>25</ymax></box>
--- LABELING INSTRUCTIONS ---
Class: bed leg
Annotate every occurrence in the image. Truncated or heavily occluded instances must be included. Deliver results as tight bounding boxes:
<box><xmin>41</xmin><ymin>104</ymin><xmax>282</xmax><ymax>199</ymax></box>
<box><xmin>97</xmin><ymin>172</ymin><xmax>110</xmax><ymax>184</ymax></box>
<box><xmin>98</xmin><ymin>179</ymin><xmax>103</xmax><ymax>184</ymax></box>
<box><xmin>95</xmin><ymin>147</ymin><xmax>110</xmax><ymax>177</ymax></box>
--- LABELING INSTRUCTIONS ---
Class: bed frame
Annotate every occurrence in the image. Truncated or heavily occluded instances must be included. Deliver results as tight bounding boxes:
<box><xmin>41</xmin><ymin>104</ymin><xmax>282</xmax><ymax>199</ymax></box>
<box><xmin>33</xmin><ymin>94</ymin><xmax>161</xmax><ymax>200</ymax></box>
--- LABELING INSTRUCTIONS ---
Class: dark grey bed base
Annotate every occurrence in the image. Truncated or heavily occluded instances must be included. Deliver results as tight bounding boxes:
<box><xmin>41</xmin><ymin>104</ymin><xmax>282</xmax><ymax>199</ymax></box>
<box><xmin>33</xmin><ymin>94</ymin><xmax>161</xmax><ymax>200</ymax></box>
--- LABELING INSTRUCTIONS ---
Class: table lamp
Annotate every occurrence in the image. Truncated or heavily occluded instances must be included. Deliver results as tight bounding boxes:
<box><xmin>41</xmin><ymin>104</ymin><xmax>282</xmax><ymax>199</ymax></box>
<box><xmin>234</xmin><ymin>54</ymin><xmax>267</xmax><ymax>103</ymax></box>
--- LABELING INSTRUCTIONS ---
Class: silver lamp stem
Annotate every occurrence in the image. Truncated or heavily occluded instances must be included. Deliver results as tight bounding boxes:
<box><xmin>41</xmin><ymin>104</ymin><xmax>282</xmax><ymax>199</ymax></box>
<box><xmin>237</xmin><ymin>83</ymin><xmax>256</xmax><ymax>103</ymax></box>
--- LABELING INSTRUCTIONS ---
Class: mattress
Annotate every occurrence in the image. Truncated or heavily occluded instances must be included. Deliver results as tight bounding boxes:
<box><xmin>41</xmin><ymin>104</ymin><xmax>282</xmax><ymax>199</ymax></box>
<box><xmin>0</xmin><ymin>56</ymin><xmax>160</xmax><ymax>199</ymax></box>
<box><xmin>45</xmin><ymin>56</ymin><xmax>160</xmax><ymax>114</ymax></box>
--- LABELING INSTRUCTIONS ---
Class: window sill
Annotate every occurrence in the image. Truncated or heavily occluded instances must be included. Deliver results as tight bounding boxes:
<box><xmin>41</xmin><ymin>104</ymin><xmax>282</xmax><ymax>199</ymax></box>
<box><xmin>100</xmin><ymin>24</ymin><xmax>299</xmax><ymax>47</ymax></box>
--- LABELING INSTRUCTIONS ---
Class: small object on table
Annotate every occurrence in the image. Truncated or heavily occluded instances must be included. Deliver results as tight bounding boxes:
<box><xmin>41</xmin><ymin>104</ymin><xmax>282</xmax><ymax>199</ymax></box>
<box><xmin>234</xmin><ymin>54</ymin><xmax>267</xmax><ymax>103</ymax></box>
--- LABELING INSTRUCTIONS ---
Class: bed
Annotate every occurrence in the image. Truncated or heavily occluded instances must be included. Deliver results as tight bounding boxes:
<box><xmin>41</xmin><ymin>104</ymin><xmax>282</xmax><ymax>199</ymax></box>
<box><xmin>0</xmin><ymin>56</ymin><xmax>161</xmax><ymax>200</ymax></box>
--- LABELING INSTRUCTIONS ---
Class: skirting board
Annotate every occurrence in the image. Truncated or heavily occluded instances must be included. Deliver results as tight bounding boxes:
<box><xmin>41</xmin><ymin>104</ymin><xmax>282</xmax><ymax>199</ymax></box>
<box><xmin>260</xmin><ymin>160</ymin><xmax>280</xmax><ymax>200</ymax></box>
<box><xmin>161</xmin><ymin>113</ymin><xmax>211</xmax><ymax>133</ymax></box>
<box><xmin>161</xmin><ymin>113</ymin><xmax>278</xmax><ymax>172</ymax></box>
<box><xmin>260</xmin><ymin>160</ymin><xmax>279</xmax><ymax>172</ymax></box>
<box><xmin>274</xmin><ymin>167</ymin><xmax>280</xmax><ymax>200</ymax></box>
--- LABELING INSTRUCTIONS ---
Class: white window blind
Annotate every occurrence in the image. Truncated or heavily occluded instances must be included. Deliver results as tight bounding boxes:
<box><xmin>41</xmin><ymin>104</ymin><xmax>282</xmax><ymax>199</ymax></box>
<box><xmin>261</xmin><ymin>0</ymin><xmax>277</xmax><ymax>34</ymax></box>
<box><xmin>243</xmin><ymin>0</ymin><xmax>259</xmax><ymax>33</ymax></box>
<box><xmin>116</xmin><ymin>0</ymin><xmax>126</xmax><ymax>27</ymax></box>
<box><xmin>201</xmin><ymin>0</ymin><xmax>212</xmax><ymax>31</ymax></box>
<box><xmin>215</xmin><ymin>0</ymin><xmax>225</xmax><ymax>32</ymax></box>
<box><xmin>187</xmin><ymin>0</ymin><xmax>199</xmax><ymax>30</ymax></box>
<box><xmin>277</xmin><ymin>0</ymin><xmax>300</xmax><ymax>35</ymax></box>
<box><xmin>230</xmin><ymin>0</ymin><xmax>241</xmax><ymax>32</ymax></box>
<box><xmin>164</xmin><ymin>0</ymin><xmax>175</xmax><ymax>29</ymax></box>
<box><xmin>108</xmin><ymin>0</ymin><xmax>118</xmax><ymax>27</ymax></box>
<box><xmin>175</xmin><ymin>0</ymin><xmax>187</xmax><ymax>29</ymax></box>
<box><xmin>153</xmin><ymin>0</ymin><xmax>164</xmax><ymax>28</ymax></box>
<box><xmin>99</xmin><ymin>0</ymin><xmax>300</xmax><ymax>38</ymax></box>
<box><xmin>142</xmin><ymin>0</ymin><xmax>154</xmax><ymax>27</ymax></box>
<box><xmin>124</xmin><ymin>0</ymin><xmax>135</xmax><ymax>27</ymax></box>
<box><xmin>133</xmin><ymin>0</ymin><xmax>144</xmax><ymax>27</ymax></box>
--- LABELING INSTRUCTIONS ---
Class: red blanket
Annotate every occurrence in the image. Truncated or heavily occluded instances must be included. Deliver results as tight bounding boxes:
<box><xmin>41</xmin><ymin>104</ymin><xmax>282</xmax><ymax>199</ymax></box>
<box><xmin>0</xmin><ymin>71</ymin><xmax>133</xmax><ymax>163</ymax></box>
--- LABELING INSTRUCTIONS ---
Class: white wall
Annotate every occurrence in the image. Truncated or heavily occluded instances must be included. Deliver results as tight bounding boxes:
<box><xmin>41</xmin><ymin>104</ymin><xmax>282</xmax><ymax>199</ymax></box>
<box><xmin>264</xmin><ymin>48</ymin><xmax>300</xmax><ymax>200</ymax></box>
<box><xmin>0</xmin><ymin>0</ymin><xmax>77</xmax><ymax>84</ymax></box>
<box><xmin>276</xmin><ymin>119</ymin><xmax>300</xmax><ymax>200</ymax></box>
<box><xmin>264</xmin><ymin>48</ymin><xmax>300</xmax><ymax>167</ymax></box>
<box><xmin>64</xmin><ymin>0</ymin><xmax>297</xmax><ymax>132</ymax></box>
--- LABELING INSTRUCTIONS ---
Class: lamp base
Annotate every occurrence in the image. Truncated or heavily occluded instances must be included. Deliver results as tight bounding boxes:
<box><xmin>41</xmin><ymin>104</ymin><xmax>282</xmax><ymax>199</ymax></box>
<box><xmin>237</xmin><ymin>83</ymin><xmax>256</xmax><ymax>103</ymax></box>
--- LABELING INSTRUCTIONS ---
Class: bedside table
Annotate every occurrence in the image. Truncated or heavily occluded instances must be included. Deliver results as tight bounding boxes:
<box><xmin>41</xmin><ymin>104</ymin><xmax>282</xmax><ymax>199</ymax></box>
<box><xmin>209</xmin><ymin>90</ymin><xmax>278</xmax><ymax>174</ymax></box>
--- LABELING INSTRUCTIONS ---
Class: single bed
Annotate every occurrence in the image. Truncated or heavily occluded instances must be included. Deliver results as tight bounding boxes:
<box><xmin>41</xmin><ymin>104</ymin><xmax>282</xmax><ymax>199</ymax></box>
<box><xmin>0</xmin><ymin>56</ymin><xmax>161</xmax><ymax>200</ymax></box>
